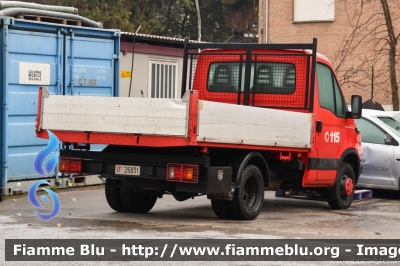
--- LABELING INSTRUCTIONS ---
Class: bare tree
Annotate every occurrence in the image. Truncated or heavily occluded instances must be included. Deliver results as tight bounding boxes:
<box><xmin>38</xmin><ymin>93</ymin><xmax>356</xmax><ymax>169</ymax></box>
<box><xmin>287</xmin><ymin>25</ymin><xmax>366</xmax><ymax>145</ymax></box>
<box><xmin>333</xmin><ymin>0</ymin><xmax>400</xmax><ymax>110</ymax></box>
<box><xmin>221</xmin><ymin>0</ymin><xmax>257</xmax><ymax>42</ymax></box>
<box><xmin>381</xmin><ymin>0</ymin><xmax>399</xmax><ymax>110</ymax></box>
<box><xmin>195</xmin><ymin>0</ymin><xmax>201</xmax><ymax>41</ymax></box>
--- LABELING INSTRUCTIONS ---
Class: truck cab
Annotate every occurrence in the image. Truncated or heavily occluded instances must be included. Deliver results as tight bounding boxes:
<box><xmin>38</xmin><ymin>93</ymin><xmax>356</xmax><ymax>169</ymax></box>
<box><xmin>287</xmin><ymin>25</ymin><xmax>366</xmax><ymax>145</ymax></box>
<box><xmin>186</xmin><ymin>40</ymin><xmax>363</xmax><ymax>206</ymax></box>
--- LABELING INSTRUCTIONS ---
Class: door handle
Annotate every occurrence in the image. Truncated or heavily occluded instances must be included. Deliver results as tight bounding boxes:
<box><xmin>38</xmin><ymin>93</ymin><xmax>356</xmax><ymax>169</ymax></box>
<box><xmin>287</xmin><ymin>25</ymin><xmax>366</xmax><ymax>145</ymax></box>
<box><xmin>316</xmin><ymin>120</ymin><xmax>322</xmax><ymax>133</ymax></box>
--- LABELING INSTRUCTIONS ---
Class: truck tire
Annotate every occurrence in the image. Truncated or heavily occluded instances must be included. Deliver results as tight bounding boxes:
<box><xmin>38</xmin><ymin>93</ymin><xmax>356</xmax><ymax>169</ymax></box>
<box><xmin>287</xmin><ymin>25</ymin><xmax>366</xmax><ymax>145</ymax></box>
<box><xmin>105</xmin><ymin>180</ymin><xmax>126</xmax><ymax>212</ymax></box>
<box><xmin>327</xmin><ymin>163</ymin><xmax>355</xmax><ymax>209</ymax></box>
<box><xmin>228</xmin><ymin>165</ymin><xmax>264</xmax><ymax>220</ymax></box>
<box><xmin>120</xmin><ymin>187</ymin><xmax>157</xmax><ymax>213</ymax></box>
<box><xmin>211</xmin><ymin>200</ymin><xmax>232</xmax><ymax>219</ymax></box>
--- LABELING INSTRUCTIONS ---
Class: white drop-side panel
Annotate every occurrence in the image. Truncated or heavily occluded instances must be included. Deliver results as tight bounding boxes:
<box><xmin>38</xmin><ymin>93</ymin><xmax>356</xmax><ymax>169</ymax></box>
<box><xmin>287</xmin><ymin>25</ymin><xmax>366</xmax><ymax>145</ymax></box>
<box><xmin>42</xmin><ymin>96</ymin><xmax>188</xmax><ymax>136</ymax></box>
<box><xmin>197</xmin><ymin>101</ymin><xmax>313</xmax><ymax>148</ymax></box>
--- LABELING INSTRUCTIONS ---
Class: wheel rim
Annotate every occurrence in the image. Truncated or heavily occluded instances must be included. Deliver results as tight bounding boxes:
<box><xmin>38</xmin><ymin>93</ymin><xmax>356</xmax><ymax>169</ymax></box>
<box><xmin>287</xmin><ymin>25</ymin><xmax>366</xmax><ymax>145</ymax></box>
<box><xmin>340</xmin><ymin>174</ymin><xmax>354</xmax><ymax>198</ymax></box>
<box><xmin>242</xmin><ymin>176</ymin><xmax>259</xmax><ymax>210</ymax></box>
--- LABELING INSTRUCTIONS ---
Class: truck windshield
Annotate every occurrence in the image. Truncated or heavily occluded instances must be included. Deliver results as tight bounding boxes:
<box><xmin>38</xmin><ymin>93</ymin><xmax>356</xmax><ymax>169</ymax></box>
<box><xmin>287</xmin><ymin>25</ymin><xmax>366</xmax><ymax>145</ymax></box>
<box><xmin>207</xmin><ymin>62</ymin><xmax>295</xmax><ymax>94</ymax></box>
<box><xmin>378</xmin><ymin>116</ymin><xmax>400</xmax><ymax>138</ymax></box>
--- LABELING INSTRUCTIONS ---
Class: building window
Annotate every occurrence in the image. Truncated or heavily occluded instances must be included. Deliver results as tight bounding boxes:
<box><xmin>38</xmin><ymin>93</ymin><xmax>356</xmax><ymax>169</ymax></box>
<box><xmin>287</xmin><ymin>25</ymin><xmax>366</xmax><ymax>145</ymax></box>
<box><xmin>293</xmin><ymin>0</ymin><xmax>335</xmax><ymax>23</ymax></box>
<box><xmin>148</xmin><ymin>59</ymin><xmax>178</xmax><ymax>98</ymax></box>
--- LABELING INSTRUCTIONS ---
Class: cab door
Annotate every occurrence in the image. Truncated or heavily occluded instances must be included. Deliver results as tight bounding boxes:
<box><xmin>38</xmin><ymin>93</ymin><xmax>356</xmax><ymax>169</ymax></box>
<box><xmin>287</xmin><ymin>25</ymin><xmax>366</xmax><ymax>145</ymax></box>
<box><xmin>313</xmin><ymin>63</ymin><xmax>350</xmax><ymax>181</ymax></box>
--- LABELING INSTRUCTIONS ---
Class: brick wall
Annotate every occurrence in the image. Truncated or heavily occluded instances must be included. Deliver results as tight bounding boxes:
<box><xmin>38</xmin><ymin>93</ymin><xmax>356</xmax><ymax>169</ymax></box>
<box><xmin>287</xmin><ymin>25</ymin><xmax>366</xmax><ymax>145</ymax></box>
<box><xmin>258</xmin><ymin>0</ymin><xmax>399</xmax><ymax>109</ymax></box>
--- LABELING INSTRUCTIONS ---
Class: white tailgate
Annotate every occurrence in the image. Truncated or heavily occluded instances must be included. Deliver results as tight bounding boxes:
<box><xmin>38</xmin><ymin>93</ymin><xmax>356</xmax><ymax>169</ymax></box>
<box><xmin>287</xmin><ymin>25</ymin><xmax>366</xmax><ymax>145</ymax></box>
<box><xmin>197</xmin><ymin>101</ymin><xmax>313</xmax><ymax>148</ymax></box>
<box><xmin>41</xmin><ymin>95</ymin><xmax>188</xmax><ymax>136</ymax></box>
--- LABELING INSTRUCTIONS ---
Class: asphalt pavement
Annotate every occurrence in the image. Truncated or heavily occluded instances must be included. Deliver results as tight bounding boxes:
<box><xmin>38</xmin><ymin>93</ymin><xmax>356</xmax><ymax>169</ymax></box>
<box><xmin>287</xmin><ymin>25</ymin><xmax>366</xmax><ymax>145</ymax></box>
<box><xmin>1</xmin><ymin>185</ymin><xmax>400</xmax><ymax>265</ymax></box>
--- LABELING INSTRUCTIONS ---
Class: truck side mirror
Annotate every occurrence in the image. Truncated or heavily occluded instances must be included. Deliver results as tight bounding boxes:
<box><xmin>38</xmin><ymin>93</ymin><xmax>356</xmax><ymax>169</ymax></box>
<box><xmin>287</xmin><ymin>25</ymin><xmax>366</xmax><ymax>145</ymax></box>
<box><xmin>347</xmin><ymin>95</ymin><xmax>362</xmax><ymax>119</ymax></box>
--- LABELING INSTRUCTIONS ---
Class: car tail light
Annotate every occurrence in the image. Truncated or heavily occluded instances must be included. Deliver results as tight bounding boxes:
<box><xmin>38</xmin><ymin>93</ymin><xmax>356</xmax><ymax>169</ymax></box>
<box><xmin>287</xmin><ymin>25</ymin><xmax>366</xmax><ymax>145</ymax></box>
<box><xmin>59</xmin><ymin>157</ymin><xmax>82</xmax><ymax>174</ymax></box>
<box><xmin>167</xmin><ymin>164</ymin><xmax>199</xmax><ymax>183</ymax></box>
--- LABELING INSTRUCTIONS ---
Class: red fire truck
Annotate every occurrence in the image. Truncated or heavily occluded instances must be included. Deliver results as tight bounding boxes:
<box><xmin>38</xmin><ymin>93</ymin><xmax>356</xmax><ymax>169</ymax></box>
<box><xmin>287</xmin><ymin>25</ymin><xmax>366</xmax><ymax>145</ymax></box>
<box><xmin>36</xmin><ymin>38</ymin><xmax>363</xmax><ymax>220</ymax></box>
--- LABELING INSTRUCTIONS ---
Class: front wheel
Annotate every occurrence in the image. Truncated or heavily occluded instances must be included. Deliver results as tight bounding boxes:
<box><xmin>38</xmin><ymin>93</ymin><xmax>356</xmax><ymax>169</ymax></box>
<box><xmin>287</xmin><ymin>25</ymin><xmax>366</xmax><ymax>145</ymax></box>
<box><xmin>120</xmin><ymin>187</ymin><xmax>158</xmax><ymax>213</ymax></box>
<box><xmin>228</xmin><ymin>165</ymin><xmax>264</xmax><ymax>220</ymax></box>
<box><xmin>327</xmin><ymin>163</ymin><xmax>355</xmax><ymax>209</ymax></box>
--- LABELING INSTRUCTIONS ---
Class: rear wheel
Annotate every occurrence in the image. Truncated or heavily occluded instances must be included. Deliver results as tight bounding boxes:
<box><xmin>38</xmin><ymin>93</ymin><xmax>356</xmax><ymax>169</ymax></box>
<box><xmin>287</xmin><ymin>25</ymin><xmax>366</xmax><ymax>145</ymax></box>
<box><xmin>228</xmin><ymin>165</ymin><xmax>264</xmax><ymax>220</ymax></box>
<box><xmin>120</xmin><ymin>187</ymin><xmax>158</xmax><ymax>213</ymax></box>
<box><xmin>327</xmin><ymin>163</ymin><xmax>355</xmax><ymax>209</ymax></box>
<box><xmin>105</xmin><ymin>179</ymin><xmax>126</xmax><ymax>212</ymax></box>
<box><xmin>211</xmin><ymin>199</ymin><xmax>232</xmax><ymax>219</ymax></box>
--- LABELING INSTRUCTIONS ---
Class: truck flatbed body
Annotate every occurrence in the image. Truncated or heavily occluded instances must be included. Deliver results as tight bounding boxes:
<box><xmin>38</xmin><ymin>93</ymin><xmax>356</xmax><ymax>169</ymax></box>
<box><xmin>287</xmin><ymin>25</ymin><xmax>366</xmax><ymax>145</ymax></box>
<box><xmin>36</xmin><ymin>87</ymin><xmax>313</xmax><ymax>151</ymax></box>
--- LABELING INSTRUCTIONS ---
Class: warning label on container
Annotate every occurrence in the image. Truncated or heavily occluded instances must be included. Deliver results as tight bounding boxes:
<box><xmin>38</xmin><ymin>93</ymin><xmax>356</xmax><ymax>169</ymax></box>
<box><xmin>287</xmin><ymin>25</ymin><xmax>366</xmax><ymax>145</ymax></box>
<box><xmin>19</xmin><ymin>62</ymin><xmax>50</xmax><ymax>85</ymax></box>
<box><xmin>120</xmin><ymin>70</ymin><xmax>132</xmax><ymax>78</ymax></box>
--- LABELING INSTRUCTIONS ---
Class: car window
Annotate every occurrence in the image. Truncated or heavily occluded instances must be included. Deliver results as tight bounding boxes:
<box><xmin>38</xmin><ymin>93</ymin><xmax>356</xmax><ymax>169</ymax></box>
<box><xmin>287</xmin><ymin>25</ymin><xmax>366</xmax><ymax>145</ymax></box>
<box><xmin>378</xmin><ymin>117</ymin><xmax>400</xmax><ymax>138</ymax></box>
<box><xmin>392</xmin><ymin>113</ymin><xmax>400</xmax><ymax>123</ymax></box>
<box><xmin>355</xmin><ymin>118</ymin><xmax>386</xmax><ymax>144</ymax></box>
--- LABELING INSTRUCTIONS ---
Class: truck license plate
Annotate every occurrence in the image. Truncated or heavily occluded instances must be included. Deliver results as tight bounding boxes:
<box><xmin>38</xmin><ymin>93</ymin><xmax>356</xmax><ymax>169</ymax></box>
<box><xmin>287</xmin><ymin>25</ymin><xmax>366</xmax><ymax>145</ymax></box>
<box><xmin>115</xmin><ymin>165</ymin><xmax>140</xmax><ymax>176</ymax></box>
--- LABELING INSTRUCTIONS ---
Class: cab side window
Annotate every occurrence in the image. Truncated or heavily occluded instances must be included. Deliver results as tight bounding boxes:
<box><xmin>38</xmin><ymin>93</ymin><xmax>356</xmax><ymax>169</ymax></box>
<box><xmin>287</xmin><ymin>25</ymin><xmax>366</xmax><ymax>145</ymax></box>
<box><xmin>317</xmin><ymin>63</ymin><xmax>345</xmax><ymax>117</ymax></box>
<box><xmin>355</xmin><ymin>118</ymin><xmax>386</xmax><ymax>145</ymax></box>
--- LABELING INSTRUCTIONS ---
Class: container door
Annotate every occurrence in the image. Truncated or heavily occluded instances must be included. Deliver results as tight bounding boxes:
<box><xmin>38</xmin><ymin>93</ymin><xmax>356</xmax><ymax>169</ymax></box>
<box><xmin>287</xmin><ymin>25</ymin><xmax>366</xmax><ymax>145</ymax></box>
<box><xmin>6</xmin><ymin>28</ymin><xmax>61</xmax><ymax>180</ymax></box>
<box><xmin>64</xmin><ymin>31</ymin><xmax>117</xmax><ymax>151</ymax></box>
<box><xmin>64</xmin><ymin>31</ymin><xmax>116</xmax><ymax>97</ymax></box>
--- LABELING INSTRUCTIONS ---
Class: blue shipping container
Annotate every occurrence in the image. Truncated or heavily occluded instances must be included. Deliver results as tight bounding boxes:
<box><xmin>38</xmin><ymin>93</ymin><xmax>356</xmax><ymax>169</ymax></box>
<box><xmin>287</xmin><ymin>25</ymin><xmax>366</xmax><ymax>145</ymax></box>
<box><xmin>0</xmin><ymin>17</ymin><xmax>120</xmax><ymax>196</ymax></box>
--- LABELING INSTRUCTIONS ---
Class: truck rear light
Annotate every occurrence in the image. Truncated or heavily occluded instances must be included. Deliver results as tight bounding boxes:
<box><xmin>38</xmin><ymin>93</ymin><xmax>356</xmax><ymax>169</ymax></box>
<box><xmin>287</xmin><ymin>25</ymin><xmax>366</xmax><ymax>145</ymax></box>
<box><xmin>59</xmin><ymin>157</ymin><xmax>82</xmax><ymax>174</ymax></box>
<box><xmin>167</xmin><ymin>164</ymin><xmax>199</xmax><ymax>183</ymax></box>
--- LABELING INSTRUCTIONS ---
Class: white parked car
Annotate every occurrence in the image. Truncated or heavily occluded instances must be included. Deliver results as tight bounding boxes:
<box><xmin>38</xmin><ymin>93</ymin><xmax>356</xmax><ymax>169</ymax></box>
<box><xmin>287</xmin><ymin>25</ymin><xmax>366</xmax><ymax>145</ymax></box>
<box><xmin>386</xmin><ymin>111</ymin><xmax>400</xmax><ymax>123</ymax></box>
<box><xmin>355</xmin><ymin>109</ymin><xmax>400</xmax><ymax>190</ymax></box>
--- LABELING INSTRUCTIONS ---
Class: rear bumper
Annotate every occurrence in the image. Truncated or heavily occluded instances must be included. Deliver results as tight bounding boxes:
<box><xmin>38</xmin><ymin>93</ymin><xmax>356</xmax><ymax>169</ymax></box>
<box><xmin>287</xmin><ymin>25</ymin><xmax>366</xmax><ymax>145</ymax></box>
<box><xmin>118</xmin><ymin>166</ymin><xmax>232</xmax><ymax>195</ymax></box>
<box><xmin>60</xmin><ymin>149</ymin><xmax>232</xmax><ymax>195</ymax></box>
